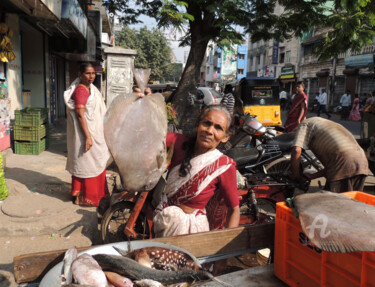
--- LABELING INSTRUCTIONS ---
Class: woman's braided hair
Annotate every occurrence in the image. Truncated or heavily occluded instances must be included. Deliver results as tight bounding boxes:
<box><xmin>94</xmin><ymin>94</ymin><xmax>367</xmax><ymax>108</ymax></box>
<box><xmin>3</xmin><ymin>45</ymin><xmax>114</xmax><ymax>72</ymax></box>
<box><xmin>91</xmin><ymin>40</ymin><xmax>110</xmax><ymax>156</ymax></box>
<box><xmin>178</xmin><ymin>104</ymin><xmax>233</xmax><ymax>177</ymax></box>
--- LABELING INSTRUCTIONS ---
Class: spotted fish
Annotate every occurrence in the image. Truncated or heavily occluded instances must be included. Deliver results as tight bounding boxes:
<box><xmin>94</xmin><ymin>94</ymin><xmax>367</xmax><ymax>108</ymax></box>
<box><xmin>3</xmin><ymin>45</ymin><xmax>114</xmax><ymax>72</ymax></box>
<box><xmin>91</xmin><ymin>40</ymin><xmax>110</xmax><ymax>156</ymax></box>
<box><xmin>114</xmin><ymin>246</ymin><xmax>201</xmax><ymax>272</ymax></box>
<box><xmin>294</xmin><ymin>191</ymin><xmax>375</xmax><ymax>253</ymax></box>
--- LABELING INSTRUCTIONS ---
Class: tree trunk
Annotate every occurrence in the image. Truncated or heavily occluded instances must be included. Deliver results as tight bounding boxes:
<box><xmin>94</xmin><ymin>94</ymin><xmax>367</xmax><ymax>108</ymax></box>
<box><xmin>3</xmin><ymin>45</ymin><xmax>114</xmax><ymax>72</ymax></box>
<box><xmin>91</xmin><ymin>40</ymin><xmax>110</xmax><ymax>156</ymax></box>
<box><xmin>171</xmin><ymin>22</ymin><xmax>210</xmax><ymax>135</ymax></box>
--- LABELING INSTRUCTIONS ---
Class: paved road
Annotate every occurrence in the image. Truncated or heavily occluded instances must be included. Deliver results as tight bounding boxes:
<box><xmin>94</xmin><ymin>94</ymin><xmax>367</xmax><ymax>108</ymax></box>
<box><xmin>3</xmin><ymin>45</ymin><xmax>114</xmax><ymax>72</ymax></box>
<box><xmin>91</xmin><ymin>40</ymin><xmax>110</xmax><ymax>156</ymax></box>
<box><xmin>281</xmin><ymin>110</ymin><xmax>362</xmax><ymax>138</ymax></box>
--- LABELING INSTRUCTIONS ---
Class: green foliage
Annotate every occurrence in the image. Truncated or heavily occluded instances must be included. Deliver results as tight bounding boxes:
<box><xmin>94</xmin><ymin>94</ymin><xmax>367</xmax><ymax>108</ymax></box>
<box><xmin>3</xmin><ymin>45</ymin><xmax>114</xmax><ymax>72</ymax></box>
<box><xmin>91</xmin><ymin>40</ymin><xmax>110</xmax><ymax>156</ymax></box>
<box><xmin>105</xmin><ymin>0</ymin><xmax>375</xmax><ymax>81</ymax></box>
<box><xmin>313</xmin><ymin>0</ymin><xmax>375</xmax><ymax>60</ymax></box>
<box><xmin>116</xmin><ymin>26</ymin><xmax>173</xmax><ymax>82</ymax></box>
<box><xmin>164</xmin><ymin>62</ymin><xmax>183</xmax><ymax>83</ymax></box>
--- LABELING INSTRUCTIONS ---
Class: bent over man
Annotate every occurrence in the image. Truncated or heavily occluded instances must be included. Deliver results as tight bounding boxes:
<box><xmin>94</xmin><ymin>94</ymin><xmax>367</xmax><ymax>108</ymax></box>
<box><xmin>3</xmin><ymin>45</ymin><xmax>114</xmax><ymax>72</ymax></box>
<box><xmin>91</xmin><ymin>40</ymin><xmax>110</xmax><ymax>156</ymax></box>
<box><xmin>290</xmin><ymin>117</ymin><xmax>368</xmax><ymax>193</ymax></box>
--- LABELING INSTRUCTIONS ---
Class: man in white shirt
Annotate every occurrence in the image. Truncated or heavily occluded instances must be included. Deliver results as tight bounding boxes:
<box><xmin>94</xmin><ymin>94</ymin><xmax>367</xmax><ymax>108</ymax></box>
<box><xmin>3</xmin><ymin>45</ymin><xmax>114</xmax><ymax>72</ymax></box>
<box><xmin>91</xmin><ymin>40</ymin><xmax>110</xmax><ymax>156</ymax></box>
<box><xmin>317</xmin><ymin>88</ymin><xmax>331</xmax><ymax>119</ymax></box>
<box><xmin>279</xmin><ymin>89</ymin><xmax>287</xmax><ymax>111</ymax></box>
<box><xmin>340</xmin><ymin>89</ymin><xmax>352</xmax><ymax>120</ymax></box>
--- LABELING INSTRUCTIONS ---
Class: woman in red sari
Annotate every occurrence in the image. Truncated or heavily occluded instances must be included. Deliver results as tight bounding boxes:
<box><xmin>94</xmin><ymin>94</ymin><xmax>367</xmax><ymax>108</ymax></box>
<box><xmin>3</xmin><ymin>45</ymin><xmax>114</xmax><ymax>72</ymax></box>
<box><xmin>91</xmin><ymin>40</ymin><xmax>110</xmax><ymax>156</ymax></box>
<box><xmin>64</xmin><ymin>63</ymin><xmax>110</xmax><ymax>207</ymax></box>
<box><xmin>153</xmin><ymin>105</ymin><xmax>240</xmax><ymax>237</ymax></box>
<box><xmin>284</xmin><ymin>82</ymin><xmax>308</xmax><ymax>133</ymax></box>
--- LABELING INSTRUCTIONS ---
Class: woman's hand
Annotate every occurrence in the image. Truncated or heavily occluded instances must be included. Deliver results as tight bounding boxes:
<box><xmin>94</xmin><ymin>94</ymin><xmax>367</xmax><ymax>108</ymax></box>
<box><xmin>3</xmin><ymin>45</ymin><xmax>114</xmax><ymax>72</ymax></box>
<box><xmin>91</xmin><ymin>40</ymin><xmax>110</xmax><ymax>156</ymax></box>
<box><xmin>85</xmin><ymin>136</ymin><xmax>93</xmax><ymax>152</ymax></box>
<box><xmin>225</xmin><ymin>205</ymin><xmax>240</xmax><ymax>229</ymax></box>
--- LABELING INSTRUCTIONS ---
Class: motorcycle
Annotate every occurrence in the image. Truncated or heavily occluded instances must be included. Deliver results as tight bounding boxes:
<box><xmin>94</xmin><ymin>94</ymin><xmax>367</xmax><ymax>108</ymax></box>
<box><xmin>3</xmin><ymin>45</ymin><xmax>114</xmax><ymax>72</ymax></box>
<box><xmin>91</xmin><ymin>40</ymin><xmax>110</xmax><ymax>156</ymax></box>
<box><xmin>101</xmin><ymin>113</ymin><xmax>320</xmax><ymax>244</ymax></box>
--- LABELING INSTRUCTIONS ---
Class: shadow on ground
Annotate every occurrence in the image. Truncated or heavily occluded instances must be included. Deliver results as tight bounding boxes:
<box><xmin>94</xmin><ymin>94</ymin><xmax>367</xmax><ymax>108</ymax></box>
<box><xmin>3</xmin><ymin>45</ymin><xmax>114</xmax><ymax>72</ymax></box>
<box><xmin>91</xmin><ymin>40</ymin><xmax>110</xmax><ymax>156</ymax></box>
<box><xmin>5</xmin><ymin>167</ymin><xmax>71</xmax><ymax>202</ymax></box>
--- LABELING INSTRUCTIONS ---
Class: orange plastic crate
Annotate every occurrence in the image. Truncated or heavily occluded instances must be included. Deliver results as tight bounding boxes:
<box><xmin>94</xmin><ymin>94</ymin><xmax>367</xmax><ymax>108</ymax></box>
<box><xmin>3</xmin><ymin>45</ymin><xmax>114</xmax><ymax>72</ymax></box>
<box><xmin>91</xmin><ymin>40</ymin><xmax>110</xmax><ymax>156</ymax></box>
<box><xmin>274</xmin><ymin>191</ymin><xmax>375</xmax><ymax>287</ymax></box>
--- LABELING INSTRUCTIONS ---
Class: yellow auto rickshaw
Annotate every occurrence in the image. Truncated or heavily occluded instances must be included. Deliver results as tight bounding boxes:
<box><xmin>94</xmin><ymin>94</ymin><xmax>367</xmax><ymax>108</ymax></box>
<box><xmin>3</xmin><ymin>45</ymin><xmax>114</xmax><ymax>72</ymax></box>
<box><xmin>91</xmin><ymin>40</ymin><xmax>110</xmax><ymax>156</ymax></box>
<box><xmin>234</xmin><ymin>77</ymin><xmax>282</xmax><ymax>126</ymax></box>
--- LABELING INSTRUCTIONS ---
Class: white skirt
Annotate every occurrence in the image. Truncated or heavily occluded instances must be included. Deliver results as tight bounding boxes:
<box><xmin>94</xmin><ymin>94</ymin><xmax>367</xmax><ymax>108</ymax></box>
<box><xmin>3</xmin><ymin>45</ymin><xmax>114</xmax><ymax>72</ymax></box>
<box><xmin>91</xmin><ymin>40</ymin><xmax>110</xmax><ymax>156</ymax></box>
<box><xmin>153</xmin><ymin>206</ymin><xmax>209</xmax><ymax>237</ymax></box>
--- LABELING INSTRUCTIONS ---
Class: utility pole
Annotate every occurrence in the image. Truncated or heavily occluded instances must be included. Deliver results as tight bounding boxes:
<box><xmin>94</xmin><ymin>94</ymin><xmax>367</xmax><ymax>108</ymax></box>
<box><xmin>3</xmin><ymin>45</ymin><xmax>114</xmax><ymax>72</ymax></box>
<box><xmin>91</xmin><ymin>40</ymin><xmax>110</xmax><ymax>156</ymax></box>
<box><xmin>330</xmin><ymin>57</ymin><xmax>337</xmax><ymax>107</ymax></box>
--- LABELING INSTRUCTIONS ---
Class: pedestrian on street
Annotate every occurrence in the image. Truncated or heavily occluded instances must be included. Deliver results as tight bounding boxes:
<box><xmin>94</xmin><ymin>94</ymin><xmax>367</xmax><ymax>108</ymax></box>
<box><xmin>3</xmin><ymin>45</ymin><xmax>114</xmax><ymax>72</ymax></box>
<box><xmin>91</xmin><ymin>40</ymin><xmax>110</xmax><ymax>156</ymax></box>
<box><xmin>279</xmin><ymin>88</ymin><xmax>287</xmax><ymax>111</ymax></box>
<box><xmin>290</xmin><ymin>117</ymin><xmax>368</xmax><ymax>193</ymax></box>
<box><xmin>363</xmin><ymin>91</ymin><xmax>374</xmax><ymax>112</ymax></box>
<box><xmin>317</xmin><ymin>88</ymin><xmax>331</xmax><ymax>118</ymax></box>
<box><xmin>349</xmin><ymin>94</ymin><xmax>361</xmax><ymax>121</ymax></box>
<box><xmin>64</xmin><ymin>62</ymin><xmax>110</xmax><ymax>207</ymax></box>
<box><xmin>339</xmin><ymin>89</ymin><xmax>351</xmax><ymax>120</ymax></box>
<box><xmin>221</xmin><ymin>84</ymin><xmax>235</xmax><ymax>114</ymax></box>
<box><xmin>284</xmin><ymin>81</ymin><xmax>308</xmax><ymax>133</ymax></box>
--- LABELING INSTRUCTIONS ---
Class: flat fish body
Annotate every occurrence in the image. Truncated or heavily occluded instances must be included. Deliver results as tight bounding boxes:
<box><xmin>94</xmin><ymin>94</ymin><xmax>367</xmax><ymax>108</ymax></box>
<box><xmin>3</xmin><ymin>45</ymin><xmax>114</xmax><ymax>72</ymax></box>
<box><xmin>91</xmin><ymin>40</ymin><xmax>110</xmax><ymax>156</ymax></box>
<box><xmin>294</xmin><ymin>191</ymin><xmax>375</xmax><ymax>253</ymax></box>
<box><xmin>127</xmin><ymin>247</ymin><xmax>201</xmax><ymax>271</ymax></box>
<box><xmin>104</xmin><ymin>93</ymin><xmax>168</xmax><ymax>192</ymax></box>
<box><xmin>72</xmin><ymin>253</ymin><xmax>108</xmax><ymax>287</ymax></box>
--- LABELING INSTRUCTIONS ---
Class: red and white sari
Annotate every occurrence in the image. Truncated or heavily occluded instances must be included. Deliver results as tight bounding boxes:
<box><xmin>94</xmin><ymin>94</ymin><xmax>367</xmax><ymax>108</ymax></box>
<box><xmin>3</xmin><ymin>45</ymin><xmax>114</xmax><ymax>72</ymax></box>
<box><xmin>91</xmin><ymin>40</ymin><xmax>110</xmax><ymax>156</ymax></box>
<box><xmin>153</xmin><ymin>149</ymin><xmax>235</xmax><ymax>237</ymax></box>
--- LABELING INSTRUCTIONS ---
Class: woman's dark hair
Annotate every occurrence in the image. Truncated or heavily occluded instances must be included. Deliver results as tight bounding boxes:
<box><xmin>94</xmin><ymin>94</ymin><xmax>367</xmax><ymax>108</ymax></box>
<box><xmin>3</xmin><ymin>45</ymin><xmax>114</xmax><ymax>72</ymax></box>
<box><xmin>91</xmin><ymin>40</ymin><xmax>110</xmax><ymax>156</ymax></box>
<box><xmin>178</xmin><ymin>105</ymin><xmax>233</xmax><ymax>177</ymax></box>
<box><xmin>296</xmin><ymin>81</ymin><xmax>305</xmax><ymax>88</ymax></box>
<box><xmin>79</xmin><ymin>62</ymin><xmax>94</xmax><ymax>74</ymax></box>
<box><xmin>224</xmin><ymin>84</ymin><xmax>233</xmax><ymax>94</ymax></box>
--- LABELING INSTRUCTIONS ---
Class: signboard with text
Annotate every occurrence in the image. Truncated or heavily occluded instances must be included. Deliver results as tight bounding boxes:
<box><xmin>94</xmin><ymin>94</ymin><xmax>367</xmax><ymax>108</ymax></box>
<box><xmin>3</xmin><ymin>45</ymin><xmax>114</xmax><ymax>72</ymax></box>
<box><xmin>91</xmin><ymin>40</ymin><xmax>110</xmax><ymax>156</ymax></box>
<box><xmin>280</xmin><ymin>66</ymin><xmax>295</xmax><ymax>79</ymax></box>
<box><xmin>272</xmin><ymin>43</ymin><xmax>279</xmax><ymax>64</ymax></box>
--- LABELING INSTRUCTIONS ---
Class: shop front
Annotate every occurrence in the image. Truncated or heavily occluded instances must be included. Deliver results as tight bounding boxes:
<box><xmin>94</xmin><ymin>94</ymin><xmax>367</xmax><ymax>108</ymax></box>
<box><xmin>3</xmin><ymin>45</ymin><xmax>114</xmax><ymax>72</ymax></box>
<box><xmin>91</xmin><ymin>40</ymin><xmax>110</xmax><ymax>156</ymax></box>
<box><xmin>279</xmin><ymin>66</ymin><xmax>296</xmax><ymax>96</ymax></box>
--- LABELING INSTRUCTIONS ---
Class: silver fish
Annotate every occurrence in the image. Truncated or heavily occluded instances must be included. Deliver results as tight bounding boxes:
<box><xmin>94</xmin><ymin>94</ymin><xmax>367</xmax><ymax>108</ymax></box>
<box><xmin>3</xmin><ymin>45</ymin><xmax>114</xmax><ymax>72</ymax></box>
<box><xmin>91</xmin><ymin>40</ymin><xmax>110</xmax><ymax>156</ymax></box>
<box><xmin>92</xmin><ymin>254</ymin><xmax>213</xmax><ymax>285</ymax></box>
<box><xmin>62</xmin><ymin>246</ymin><xmax>77</xmax><ymax>285</ymax></box>
<box><xmin>72</xmin><ymin>253</ymin><xmax>108</xmax><ymax>287</ymax></box>
<box><xmin>294</xmin><ymin>191</ymin><xmax>375</xmax><ymax>253</ymax></box>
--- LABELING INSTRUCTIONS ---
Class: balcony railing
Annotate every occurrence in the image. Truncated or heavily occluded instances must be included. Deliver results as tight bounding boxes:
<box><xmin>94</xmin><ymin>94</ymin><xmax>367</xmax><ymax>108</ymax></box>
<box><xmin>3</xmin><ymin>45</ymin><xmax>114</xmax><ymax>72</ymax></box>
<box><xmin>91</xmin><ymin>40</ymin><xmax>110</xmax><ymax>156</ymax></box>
<box><xmin>302</xmin><ymin>43</ymin><xmax>375</xmax><ymax>64</ymax></box>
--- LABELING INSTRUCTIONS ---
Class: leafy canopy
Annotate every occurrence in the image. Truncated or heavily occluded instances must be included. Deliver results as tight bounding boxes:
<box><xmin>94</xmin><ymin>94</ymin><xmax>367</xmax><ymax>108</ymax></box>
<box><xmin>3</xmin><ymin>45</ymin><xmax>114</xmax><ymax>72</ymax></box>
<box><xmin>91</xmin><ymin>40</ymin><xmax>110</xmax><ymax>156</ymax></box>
<box><xmin>116</xmin><ymin>26</ymin><xmax>173</xmax><ymax>82</ymax></box>
<box><xmin>104</xmin><ymin>0</ymin><xmax>375</xmax><ymax>61</ymax></box>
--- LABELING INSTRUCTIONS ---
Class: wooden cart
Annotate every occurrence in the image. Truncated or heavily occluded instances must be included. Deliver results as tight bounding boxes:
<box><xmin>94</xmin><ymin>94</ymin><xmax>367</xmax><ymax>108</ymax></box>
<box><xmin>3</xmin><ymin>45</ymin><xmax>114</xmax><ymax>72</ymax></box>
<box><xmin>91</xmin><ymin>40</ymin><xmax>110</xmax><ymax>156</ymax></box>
<box><xmin>14</xmin><ymin>223</ymin><xmax>285</xmax><ymax>286</ymax></box>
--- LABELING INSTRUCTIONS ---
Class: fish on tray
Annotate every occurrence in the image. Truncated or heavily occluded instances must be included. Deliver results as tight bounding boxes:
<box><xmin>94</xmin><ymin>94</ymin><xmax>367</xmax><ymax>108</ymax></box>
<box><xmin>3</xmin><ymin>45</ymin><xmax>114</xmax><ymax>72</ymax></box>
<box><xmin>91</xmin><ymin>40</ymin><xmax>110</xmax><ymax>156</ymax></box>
<box><xmin>294</xmin><ymin>191</ymin><xmax>375</xmax><ymax>253</ymax></box>
<box><xmin>114</xmin><ymin>246</ymin><xmax>202</xmax><ymax>271</ymax></box>
<box><xmin>92</xmin><ymin>254</ymin><xmax>213</xmax><ymax>285</ymax></box>
<box><xmin>71</xmin><ymin>253</ymin><xmax>108</xmax><ymax>287</ymax></box>
<box><xmin>62</xmin><ymin>246</ymin><xmax>78</xmax><ymax>284</ymax></box>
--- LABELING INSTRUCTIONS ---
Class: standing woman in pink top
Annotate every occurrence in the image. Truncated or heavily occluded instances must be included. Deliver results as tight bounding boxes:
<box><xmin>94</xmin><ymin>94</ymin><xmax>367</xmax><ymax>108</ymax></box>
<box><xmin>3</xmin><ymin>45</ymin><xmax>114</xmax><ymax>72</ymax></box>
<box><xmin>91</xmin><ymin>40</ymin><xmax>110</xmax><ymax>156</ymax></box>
<box><xmin>349</xmin><ymin>94</ymin><xmax>361</xmax><ymax>121</ymax></box>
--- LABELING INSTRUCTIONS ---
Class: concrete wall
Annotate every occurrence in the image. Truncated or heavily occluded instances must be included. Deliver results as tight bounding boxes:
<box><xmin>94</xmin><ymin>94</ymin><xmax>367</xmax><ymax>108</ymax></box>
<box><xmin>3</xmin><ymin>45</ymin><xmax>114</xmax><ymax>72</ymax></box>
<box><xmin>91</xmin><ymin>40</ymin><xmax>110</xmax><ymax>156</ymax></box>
<box><xmin>20</xmin><ymin>20</ymin><xmax>45</xmax><ymax>108</ymax></box>
<box><xmin>5</xmin><ymin>13</ymin><xmax>22</xmax><ymax>118</ymax></box>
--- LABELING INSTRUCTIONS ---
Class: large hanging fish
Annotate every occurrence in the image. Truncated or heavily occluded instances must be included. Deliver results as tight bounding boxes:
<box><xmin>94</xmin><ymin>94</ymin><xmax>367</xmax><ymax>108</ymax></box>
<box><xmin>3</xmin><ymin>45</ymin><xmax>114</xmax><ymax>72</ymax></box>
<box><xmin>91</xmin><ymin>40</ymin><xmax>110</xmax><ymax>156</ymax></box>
<box><xmin>293</xmin><ymin>191</ymin><xmax>375</xmax><ymax>253</ymax></box>
<box><xmin>104</xmin><ymin>69</ymin><xmax>170</xmax><ymax>192</ymax></box>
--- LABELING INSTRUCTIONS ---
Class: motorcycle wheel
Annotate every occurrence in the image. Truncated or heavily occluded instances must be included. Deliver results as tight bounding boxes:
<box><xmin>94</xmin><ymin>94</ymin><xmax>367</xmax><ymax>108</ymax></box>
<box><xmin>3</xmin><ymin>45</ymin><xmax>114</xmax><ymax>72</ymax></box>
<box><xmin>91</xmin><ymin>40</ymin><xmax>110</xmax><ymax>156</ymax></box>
<box><xmin>101</xmin><ymin>201</ymin><xmax>149</xmax><ymax>244</ymax></box>
<box><xmin>265</xmin><ymin>155</ymin><xmax>292</xmax><ymax>178</ymax></box>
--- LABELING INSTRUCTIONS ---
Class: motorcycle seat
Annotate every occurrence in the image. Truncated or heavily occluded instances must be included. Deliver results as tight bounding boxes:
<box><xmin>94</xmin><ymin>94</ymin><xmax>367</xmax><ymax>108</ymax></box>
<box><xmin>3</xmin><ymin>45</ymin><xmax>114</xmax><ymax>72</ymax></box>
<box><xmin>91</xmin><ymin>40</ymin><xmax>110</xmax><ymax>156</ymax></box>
<box><xmin>225</xmin><ymin>147</ymin><xmax>259</xmax><ymax>167</ymax></box>
<box><xmin>265</xmin><ymin>132</ymin><xmax>296</xmax><ymax>152</ymax></box>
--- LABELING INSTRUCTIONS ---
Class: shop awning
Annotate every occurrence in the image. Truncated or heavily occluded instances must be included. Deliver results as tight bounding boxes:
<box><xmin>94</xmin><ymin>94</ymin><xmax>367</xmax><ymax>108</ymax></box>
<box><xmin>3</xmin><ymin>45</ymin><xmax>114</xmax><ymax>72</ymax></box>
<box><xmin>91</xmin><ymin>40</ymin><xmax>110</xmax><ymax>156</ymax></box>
<box><xmin>301</xmin><ymin>33</ymin><xmax>325</xmax><ymax>46</ymax></box>
<box><xmin>280</xmin><ymin>78</ymin><xmax>296</xmax><ymax>84</ymax></box>
<box><xmin>7</xmin><ymin>0</ymin><xmax>60</xmax><ymax>20</ymax></box>
<box><xmin>345</xmin><ymin>54</ymin><xmax>374</xmax><ymax>68</ymax></box>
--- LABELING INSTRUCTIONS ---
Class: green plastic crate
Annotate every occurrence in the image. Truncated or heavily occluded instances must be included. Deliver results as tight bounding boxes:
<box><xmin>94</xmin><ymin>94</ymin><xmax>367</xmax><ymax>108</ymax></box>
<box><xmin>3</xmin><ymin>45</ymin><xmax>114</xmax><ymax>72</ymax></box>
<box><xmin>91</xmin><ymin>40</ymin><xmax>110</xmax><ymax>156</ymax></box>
<box><xmin>13</xmin><ymin>124</ymin><xmax>48</xmax><ymax>141</ymax></box>
<box><xmin>15</xmin><ymin>108</ymin><xmax>48</xmax><ymax>126</ymax></box>
<box><xmin>14</xmin><ymin>137</ymin><xmax>49</xmax><ymax>155</ymax></box>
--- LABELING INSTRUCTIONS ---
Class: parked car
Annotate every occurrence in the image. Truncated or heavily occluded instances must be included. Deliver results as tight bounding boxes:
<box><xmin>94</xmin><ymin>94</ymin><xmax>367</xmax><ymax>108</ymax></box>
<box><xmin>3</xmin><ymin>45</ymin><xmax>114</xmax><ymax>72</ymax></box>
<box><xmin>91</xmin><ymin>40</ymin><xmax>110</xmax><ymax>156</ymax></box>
<box><xmin>197</xmin><ymin>87</ymin><xmax>222</xmax><ymax>105</ymax></box>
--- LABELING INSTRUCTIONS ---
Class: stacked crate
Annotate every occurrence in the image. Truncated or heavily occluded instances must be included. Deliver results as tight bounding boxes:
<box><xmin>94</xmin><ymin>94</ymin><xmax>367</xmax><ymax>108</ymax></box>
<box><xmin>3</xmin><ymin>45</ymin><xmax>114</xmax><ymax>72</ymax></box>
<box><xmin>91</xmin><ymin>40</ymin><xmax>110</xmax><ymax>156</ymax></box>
<box><xmin>13</xmin><ymin>108</ymin><xmax>49</xmax><ymax>155</ymax></box>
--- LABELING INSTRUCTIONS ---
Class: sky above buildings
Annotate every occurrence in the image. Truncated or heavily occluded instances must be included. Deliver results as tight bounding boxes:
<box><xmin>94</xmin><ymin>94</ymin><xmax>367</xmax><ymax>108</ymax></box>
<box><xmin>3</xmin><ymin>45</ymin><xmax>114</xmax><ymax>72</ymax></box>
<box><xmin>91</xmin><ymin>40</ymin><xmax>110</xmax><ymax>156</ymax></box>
<box><xmin>129</xmin><ymin>15</ymin><xmax>190</xmax><ymax>63</ymax></box>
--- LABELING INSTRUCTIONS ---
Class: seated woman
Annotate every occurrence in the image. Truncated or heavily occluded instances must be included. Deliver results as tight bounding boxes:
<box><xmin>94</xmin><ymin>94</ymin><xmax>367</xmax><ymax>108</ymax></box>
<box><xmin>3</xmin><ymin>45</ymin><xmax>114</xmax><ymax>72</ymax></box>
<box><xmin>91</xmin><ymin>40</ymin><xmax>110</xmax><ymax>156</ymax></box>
<box><xmin>153</xmin><ymin>105</ymin><xmax>240</xmax><ymax>237</ymax></box>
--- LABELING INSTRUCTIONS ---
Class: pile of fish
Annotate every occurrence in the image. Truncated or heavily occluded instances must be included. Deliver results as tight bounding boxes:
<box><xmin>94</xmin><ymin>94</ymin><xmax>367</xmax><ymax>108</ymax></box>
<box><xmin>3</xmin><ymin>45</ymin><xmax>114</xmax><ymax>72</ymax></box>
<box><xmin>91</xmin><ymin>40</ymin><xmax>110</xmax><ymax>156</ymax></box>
<box><xmin>104</xmin><ymin>68</ymin><xmax>170</xmax><ymax>192</ymax></box>
<box><xmin>294</xmin><ymin>191</ymin><xmax>375</xmax><ymax>253</ymax></box>
<box><xmin>61</xmin><ymin>246</ymin><xmax>217</xmax><ymax>287</ymax></box>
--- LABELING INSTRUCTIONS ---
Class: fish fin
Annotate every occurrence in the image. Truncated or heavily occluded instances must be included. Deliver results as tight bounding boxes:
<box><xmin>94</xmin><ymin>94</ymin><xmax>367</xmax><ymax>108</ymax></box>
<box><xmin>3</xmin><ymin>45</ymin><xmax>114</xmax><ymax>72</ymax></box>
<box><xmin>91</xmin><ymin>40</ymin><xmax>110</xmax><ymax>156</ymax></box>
<box><xmin>157</xmin><ymin>141</ymin><xmax>174</xmax><ymax>170</ymax></box>
<box><xmin>113</xmin><ymin>246</ymin><xmax>129</xmax><ymax>257</ymax></box>
<box><xmin>164</xmin><ymin>142</ymin><xmax>174</xmax><ymax>171</ymax></box>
